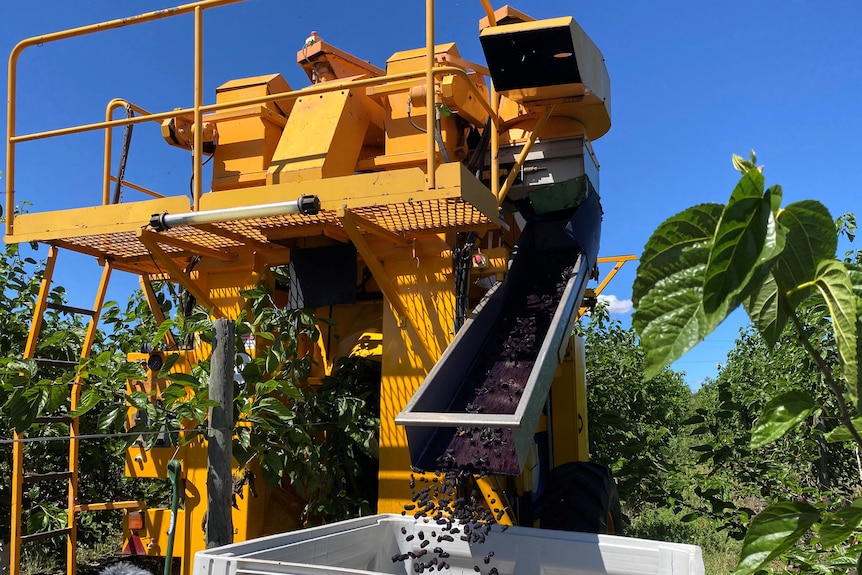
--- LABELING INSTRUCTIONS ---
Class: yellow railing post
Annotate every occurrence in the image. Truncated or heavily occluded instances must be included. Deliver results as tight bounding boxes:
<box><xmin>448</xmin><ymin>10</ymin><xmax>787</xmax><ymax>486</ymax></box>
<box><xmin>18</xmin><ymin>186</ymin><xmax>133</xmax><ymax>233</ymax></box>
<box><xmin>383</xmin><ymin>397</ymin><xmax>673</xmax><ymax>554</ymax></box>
<box><xmin>103</xmin><ymin>99</ymin><xmax>154</xmax><ymax>205</ymax></box>
<box><xmin>480</xmin><ymin>1</ymin><xmax>501</xmax><ymax>203</ymax></box>
<box><xmin>425</xmin><ymin>0</ymin><xmax>436</xmax><ymax>190</ymax></box>
<box><xmin>193</xmin><ymin>5</ymin><xmax>204</xmax><ymax>210</ymax></box>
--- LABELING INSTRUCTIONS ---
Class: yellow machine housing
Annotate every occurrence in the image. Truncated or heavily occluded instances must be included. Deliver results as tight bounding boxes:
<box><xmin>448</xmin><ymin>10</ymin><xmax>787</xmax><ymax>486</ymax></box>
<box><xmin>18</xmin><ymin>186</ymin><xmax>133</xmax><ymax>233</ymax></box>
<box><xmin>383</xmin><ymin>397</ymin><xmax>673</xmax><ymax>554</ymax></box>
<box><xmin>2</xmin><ymin>3</ymin><xmax>636</xmax><ymax>575</ymax></box>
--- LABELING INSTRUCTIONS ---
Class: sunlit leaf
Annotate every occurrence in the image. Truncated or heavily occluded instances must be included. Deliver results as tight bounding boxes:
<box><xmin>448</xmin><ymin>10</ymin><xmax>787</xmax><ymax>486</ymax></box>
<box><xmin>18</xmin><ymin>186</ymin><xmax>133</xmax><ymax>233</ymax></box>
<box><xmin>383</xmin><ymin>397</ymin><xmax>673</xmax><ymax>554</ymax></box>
<box><xmin>632</xmin><ymin>203</ymin><xmax>723</xmax><ymax>379</ymax></box>
<box><xmin>158</xmin><ymin>353</ymin><xmax>182</xmax><ymax>378</ymax></box>
<box><xmin>96</xmin><ymin>404</ymin><xmax>126</xmax><ymax>432</ymax></box>
<box><xmin>162</xmin><ymin>382</ymin><xmax>191</xmax><ymax>404</ymax></box>
<box><xmin>152</xmin><ymin>319</ymin><xmax>175</xmax><ymax>349</ymax></box>
<box><xmin>750</xmin><ymin>391</ymin><xmax>814</xmax><ymax>449</ymax></box>
<box><xmin>70</xmin><ymin>387</ymin><xmax>102</xmax><ymax>418</ymax></box>
<box><xmin>745</xmin><ymin>201</ymin><xmax>836</xmax><ymax>347</ymax></box>
<box><xmin>265</xmin><ymin>350</ymin><xmax>280</xmax><ymax>375</ymax></box>
<box><xmin>814</xmin><ymin>260</ymin><xmax>858</xmax><ymax>406</ymax></box>
<box><xmin>7</xmin><ymin>388</ymin><xmax>40</xmax><ymax>433</ymax></box>
<box><xmin>255</xmin><ymin>396</ymin><xmax>295</xmax><ymax>421</ymax></box>
<box><xmin>126</xmin><ymin>391</ymin><xmax>151</xmax><ymax>411</ymax></box>
<box><xmin>819</xmin><ymin>500</ymin><xmax>862</xmax><ymax>547</ymax></box>
<box><xmin>733</xmin><ymin>501</ymin><xmax>819</xmax><ymax>575</ymax></box>
<box><xmin>849</xmin><ymin>262</ymin><xmax>862</xmax><ymax>410</ymax></box>
<box><xmin>164</xmin><ymin>372</ymin><xmax>202</xmax><ymax>388</ymax></box>
<box><xmin>704</xmin><ymin>171</ymin><xmax>783</xmax><ymax>322</ymax></box>
<box><xmin>824</xmin><ymin>416</ymin><xmax>862</xmax><ymax>443</ymax></box>
<box><xmin>113</xmin><ymin>361</ymin><xmax>146</xmax><ymax>381</ymax></box>
<box><xmin>240</xmin><ymin>285</ymin><xmax>268</xmax><ymax>299</ymax></box>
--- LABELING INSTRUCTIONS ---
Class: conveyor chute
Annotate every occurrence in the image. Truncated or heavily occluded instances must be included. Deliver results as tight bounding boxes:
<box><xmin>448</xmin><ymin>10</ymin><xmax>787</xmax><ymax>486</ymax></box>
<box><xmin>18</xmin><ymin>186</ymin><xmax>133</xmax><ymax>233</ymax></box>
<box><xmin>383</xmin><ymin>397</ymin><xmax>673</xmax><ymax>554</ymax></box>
<box><xmin>396</xmin><ymin>192</ymin><xmax>602</xmax><ymax>475</ymax></box>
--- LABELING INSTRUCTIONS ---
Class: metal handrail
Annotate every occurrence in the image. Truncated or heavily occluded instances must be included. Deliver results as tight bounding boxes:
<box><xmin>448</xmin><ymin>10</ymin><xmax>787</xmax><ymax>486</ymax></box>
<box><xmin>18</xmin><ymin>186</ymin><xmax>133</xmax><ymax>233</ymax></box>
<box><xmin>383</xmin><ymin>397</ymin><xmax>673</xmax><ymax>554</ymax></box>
<box><xmin>6</xmin><ymin>0</ymin><xmax>503</xmax><ymax>237</ymax></box>
<box><xmin>103</xmin><ymin>98</ymin><xmax>156</xmax><ymax>206</ymax></box>
<box><xmin>5</xmin><ymin>0</ymin><xmax>244</xmax><ymax>236</ymax></box>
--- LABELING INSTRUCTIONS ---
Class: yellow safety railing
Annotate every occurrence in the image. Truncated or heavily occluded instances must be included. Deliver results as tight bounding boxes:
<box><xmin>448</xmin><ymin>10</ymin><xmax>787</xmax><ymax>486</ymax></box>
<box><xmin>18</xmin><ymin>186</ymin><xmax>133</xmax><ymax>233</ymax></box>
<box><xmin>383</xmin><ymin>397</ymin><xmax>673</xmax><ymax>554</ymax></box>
<box><xmin>6</xmin><ymin>0</ymin><xmax>244</xmax><ymax>236</ymax></box>
<box><xmin>103</xmin><ymin>98</ymin><xmax>160</xmax><ymax>205</ymax></box>
<box><xmin>6</xmin><ymin>0</ymin><xmax>506</xmax><ymax>237</ymax></box>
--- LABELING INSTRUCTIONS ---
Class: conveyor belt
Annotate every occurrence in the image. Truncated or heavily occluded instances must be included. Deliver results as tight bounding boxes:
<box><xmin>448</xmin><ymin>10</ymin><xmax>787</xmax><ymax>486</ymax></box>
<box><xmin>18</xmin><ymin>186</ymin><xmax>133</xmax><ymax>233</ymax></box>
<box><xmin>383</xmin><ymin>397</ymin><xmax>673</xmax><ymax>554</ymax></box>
<box><xmin>396</xmin><ymin>192</ymin><xmax>602</xmax><ymax>476</ymax></box>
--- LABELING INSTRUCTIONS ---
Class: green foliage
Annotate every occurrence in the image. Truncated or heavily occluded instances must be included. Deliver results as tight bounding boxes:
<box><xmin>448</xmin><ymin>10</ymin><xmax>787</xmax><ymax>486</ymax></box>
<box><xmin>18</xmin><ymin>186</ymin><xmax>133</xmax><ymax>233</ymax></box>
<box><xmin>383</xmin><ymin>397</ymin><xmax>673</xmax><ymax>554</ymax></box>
<box><xmin>580</xmin><ymin>304</ymin><xmax>691</xmax><ymax>514</ymax></box>
<box><xmin>92</xmin><ymin>285</ymin><xmax>381</xmax><ymax>526</ymax></box>
<box><xmin>734</xmin><ymin>502</ymin><xmax>820</xmax><ymax>575</ymax></box>
<box><xmin>0</xmin><ymin>236</ymin><xmax>379</xmax><ymax>570</ymax></box>
<box><xmin>631</xmin><ymin>203</ymin><xmax>724</xmax><ymax>379</ymax></box>
<box><xmin>628</xmin><ymin>506</ymin><xmax>733</xmax><ymax>553</ymax></box>
<box><xmin>749</xmin><ymin>391</ymin><xmax>814</xmax><ymax>449</ymax></box>
<box><xmin>634</xmin><ymin>152</ymin><xmax>862</xmax><ymax>573</ymax></box>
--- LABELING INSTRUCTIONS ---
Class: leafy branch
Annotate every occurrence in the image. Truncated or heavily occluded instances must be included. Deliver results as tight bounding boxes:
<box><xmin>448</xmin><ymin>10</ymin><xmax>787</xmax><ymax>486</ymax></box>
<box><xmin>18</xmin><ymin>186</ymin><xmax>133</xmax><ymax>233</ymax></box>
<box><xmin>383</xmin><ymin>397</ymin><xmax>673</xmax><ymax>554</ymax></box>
<box><xmin>633</xmin><ymin>151</ymin><xmax>862</xmax><ymax>574</ymax></box>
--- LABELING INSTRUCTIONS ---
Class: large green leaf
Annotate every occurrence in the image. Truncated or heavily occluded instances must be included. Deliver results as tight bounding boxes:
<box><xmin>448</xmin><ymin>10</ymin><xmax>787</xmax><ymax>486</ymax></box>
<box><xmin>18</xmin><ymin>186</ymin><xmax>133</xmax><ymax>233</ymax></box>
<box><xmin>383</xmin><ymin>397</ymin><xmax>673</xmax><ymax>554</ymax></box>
<box><xmin>814</xmin><ymin>260</ymin><xmax>858</xmax><ymax>406</ymax></box>
<box><xmin>744</xmin><ymin>201</ymin><xmax>835</xmax><ymax>347</ymax></box>
<box><xmin>734</xmin><ymin>501</ymin><xmax>819</xmax><ymax>575</ymax></box>
<box><xmin>703</xmin><ymin>170</ymin><xmax>770</xmax><ymax>317</ymax></box>
<box><xmin>632</xmin><ymin>204</ymin><xmax>723</xmax><ymax>379</ymax></box>
<box><xmin>824</xmin><ymin>416</ymin><xmax>862</xmax><ymax>443</ymax></box>
<box><xmin>750</xmin><ymin>391</ymin><xmax>814</xmax><ymax>449</ymax></box>
<box><xmin>6</xmin><ymin>387</ymin><xmax>44</xmax><ymax>433</ymax></box>
<box><xmin>96</xmin><ymin>403</ymin><xmax>126</xmax><ymax>433</ymax></box>
<box><xmin>849</xmin><ymin>262</ymin><xmax>862</xmax><ymax>410</ymax></box>
<box><xmin>738</xmin><ymin>195</ymin><xmax>788</xmax><ymax>344</ymax></box>
<box><xmin>819</xmin><ymin>500</ymin><xmax>862</xmax><ymax>547</ymax></box>
<box><xmin>70</xmin><ymin>387</ymin><xmax>103</xmax><ymax>418</ymax></box>
<box><xmin>151</xmin><ymin>319</ymin><xmax>175</xmax><ymax>349</ymax></box>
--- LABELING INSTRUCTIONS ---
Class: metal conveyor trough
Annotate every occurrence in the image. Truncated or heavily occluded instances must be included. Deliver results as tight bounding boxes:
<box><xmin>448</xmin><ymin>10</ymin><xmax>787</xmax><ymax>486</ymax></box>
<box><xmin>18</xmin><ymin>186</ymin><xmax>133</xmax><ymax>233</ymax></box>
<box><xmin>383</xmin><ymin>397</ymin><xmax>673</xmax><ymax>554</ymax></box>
<box><xmin>396</xmin><ymin>192</ymin><xmax>601</xmax><ymax>475</ymax></box>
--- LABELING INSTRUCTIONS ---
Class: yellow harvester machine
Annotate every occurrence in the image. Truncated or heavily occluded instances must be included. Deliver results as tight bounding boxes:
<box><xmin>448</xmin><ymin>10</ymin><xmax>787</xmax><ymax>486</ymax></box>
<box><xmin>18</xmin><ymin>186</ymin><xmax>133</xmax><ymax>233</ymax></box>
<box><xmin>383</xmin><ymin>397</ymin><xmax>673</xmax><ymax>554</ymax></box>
<box><xmin>4</xmin><ymin>1</ymin><xmax>636</xmax><ymax>574</ymax></box>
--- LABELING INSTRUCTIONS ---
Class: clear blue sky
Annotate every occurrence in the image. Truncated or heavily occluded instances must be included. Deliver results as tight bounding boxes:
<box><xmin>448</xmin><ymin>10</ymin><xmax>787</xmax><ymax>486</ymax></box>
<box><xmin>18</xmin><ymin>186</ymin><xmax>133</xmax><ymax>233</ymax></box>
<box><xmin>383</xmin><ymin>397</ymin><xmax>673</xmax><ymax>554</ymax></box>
<box><xmin>2</xmin><ymin>1</ymin><xmax>860</xmax><ymax>388</ymax></box>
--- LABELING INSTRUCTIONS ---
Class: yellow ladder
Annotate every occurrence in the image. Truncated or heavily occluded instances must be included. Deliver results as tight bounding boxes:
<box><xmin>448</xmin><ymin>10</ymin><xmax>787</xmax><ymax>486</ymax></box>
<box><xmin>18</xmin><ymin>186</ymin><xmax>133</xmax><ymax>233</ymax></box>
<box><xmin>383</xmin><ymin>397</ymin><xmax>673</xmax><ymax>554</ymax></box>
<box><xmin>9</xmin><ymin>245</ymin><xmax>112</xmax><ymax>575</ymax></box>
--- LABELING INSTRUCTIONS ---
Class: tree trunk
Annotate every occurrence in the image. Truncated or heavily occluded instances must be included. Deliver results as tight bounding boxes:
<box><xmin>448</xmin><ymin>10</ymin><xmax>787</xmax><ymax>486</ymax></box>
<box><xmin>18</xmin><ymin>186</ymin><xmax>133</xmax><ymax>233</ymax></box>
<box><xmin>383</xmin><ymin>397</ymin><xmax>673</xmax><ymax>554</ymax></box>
<box><xmin>206</xmin><ymin>318</ymin><xmax>235</xmax><ymax>548</ymax></box>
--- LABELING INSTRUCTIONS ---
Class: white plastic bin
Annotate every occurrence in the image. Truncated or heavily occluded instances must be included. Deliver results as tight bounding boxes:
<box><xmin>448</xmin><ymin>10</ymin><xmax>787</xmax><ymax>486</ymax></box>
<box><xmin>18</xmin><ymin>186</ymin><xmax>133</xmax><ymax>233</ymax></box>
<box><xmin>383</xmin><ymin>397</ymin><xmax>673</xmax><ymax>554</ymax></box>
<box><xmin>193</xmin><ymin>514</ymin><xmax>704</xmax><ymax>575</ymax></box>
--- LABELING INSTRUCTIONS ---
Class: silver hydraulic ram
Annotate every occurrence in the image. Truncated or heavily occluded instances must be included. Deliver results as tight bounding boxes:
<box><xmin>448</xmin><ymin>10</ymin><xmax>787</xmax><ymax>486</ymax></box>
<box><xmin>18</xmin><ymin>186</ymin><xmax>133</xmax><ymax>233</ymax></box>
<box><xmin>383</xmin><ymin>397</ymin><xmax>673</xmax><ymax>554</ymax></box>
<box><xmin>148</xmin><ymin>195</ymin><xmax>320</xmax><ymax>231</ymax></box>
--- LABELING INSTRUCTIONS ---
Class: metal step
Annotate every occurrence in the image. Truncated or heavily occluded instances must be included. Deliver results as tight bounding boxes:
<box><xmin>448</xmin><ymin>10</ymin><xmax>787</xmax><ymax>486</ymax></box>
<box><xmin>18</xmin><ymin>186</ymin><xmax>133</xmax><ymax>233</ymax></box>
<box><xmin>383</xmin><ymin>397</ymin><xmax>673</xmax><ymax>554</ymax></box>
<box><xmin>33</xmin><ymin>358</ymin><xmax>79</xmax><ymax>369</ymax></box>
<box><xmin>46</xmin><ymin>302</ymin><xmax>96</xmax><ymax>316</ymax></box>
<box><xmin>75</xmin><ymin>500</ymin><xmax>145</xmax><ymax>512</ymax></box>
<box><xmin>34</xmin><ymin>415</ymin><xmax>74</xmax><ymax>424</ymax></box>
<box><xmin>23</xmin><ymin>471</ymin><xmax>73</xmax><ymax>484</ymax></box>
<box><xmin>20</xmin><ymin>527</ymin><xmax>72</xmax><ymax>545</ymax></box>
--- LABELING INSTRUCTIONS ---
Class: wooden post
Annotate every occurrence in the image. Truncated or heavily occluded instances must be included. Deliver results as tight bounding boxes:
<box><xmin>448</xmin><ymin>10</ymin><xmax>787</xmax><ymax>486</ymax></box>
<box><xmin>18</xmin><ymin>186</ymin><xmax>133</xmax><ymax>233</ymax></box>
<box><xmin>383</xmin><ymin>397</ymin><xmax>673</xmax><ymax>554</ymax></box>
<box><xmin>206</xmin><ymin>318</ymin><xmax>235</xmax><ymax>548</ymax></box>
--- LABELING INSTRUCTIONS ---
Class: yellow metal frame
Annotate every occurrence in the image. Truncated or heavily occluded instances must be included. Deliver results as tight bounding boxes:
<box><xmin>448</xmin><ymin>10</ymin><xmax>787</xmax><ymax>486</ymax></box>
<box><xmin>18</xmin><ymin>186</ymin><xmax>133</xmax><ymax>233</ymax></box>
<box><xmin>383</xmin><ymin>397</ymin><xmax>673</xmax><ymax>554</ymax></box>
<box><xmin>496</xmin><ymin>105</ymin><xmax>555</xmax><ymax>204</ymax></box>
<box><xmin>6</xmin><ymin>0</ymin><xmax>244</xmax><ymax>235</ymax></box>
<box><xmin>136</xmin><ymin>229</ymin><xmax>225</xmax><ymax>317</ymax></box>
<box><xmin>3</xmin><ymin>1</ymin><xmax>621</xmax><ymax>570</ymax></box>
<box><xmin>4</xmin><ymin>0</ymin><xmax>511</xmax><ymax>235</ymax></box>
<box><xmin>577</xmin><ymin>255</ymin><xmax>638</xmax><ymax>319</ymax></box>
<box><xmin>103</xmin><ymin>99</ymin><xmax>157</xmax><ymax>204</ymax></box>
<box><xmin>338</xmin><ymin>208</ymin><xmax>435</xmax><ymax>366</ymax></box>
<box><xmin>475</xmin><ymin>476</ymin><xmax>513</xmax><ymax>526</ymax></box>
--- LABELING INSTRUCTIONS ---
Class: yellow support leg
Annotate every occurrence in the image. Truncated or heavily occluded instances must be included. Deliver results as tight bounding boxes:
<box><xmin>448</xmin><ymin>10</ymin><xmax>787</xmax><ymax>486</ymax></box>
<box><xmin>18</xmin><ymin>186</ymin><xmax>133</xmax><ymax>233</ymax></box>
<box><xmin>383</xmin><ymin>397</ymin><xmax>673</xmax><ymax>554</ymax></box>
<box><xmin>136</xmin><ymin>229</ymin><xmax>224</xmax><ymax>318</ymax></box>
<box><xmin>10</xmin><ymin>246</ymin><xmax>60</xmax><ymax>575</ymax></box>
<box><xmin>475</xmin><ymin>476</ymin><xmax>514</xmax><ymax>526</ymax></box>
<box><xmin>550</xmin><ymin>335</ymin><xmax>589</xmax><ymax>466</ymax></box>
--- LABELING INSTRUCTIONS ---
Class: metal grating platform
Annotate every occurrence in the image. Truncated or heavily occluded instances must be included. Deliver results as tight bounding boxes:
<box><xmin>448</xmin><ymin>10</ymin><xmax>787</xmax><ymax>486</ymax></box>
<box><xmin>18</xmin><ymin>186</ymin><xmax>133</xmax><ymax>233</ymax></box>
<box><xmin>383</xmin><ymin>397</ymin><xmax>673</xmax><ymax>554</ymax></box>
<box><xmin>45</xmin><ymin>198</ymin><xmax>494</xmax><ymax>276</ymax></box>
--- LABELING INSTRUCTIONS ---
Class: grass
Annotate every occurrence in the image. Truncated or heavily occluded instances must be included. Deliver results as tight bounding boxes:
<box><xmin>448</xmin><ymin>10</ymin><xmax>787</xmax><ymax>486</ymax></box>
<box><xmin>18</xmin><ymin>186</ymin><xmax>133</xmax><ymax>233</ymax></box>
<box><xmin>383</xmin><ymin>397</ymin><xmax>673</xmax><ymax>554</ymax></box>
<box><xmin>701</xmin><ymin>539</ymin><xmax>741</xmax><ymax>575</ymax></box>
